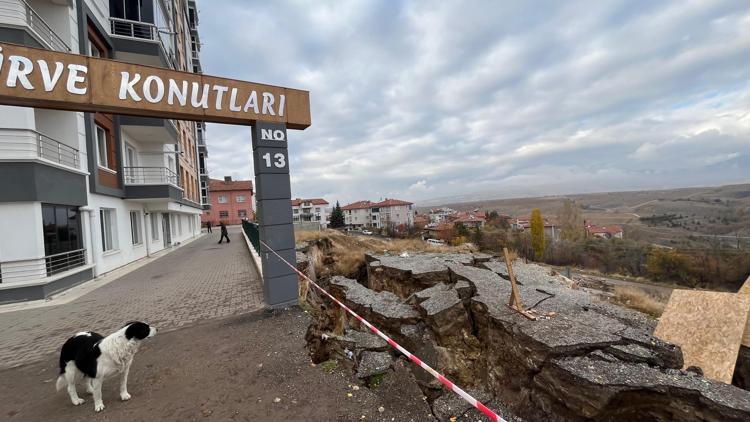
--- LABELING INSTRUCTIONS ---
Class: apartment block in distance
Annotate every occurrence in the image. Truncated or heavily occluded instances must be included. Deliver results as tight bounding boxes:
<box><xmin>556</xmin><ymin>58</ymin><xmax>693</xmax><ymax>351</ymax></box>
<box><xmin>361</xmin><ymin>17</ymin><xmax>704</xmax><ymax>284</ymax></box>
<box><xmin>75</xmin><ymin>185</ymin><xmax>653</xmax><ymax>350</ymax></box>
<box><xmin>201</xmin><ymin>177</ymin><xmax>254</xmax><ymax>226</ymax></box>
<box><xmin>0</xmin><ymin>0</ymin><xmax>207</xmax><ymax>303</ymax></box>
<box><xmin>343</xmin><ymin>199</ymin><xmax>414</xmax><ymax>229</ymax></box>
<box><xmin>291</xmin><ymin>198</ymin><xmax>329</xmax><ymax>228</ymax></box>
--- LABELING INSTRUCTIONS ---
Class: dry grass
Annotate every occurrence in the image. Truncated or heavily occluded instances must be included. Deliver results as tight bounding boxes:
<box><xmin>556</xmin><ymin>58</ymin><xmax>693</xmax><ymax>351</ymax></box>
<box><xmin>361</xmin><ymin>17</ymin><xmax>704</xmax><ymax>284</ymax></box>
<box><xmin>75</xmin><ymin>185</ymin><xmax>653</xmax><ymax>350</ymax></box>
<box><xmin>294</xmin><ymin>230</ymin><xmax>461</xmax><ymax>278</ymax></box>
<box><xmin>610</xmin><ymin>285</ymin><xmax>666</xmax><ymax>317</ymax></box>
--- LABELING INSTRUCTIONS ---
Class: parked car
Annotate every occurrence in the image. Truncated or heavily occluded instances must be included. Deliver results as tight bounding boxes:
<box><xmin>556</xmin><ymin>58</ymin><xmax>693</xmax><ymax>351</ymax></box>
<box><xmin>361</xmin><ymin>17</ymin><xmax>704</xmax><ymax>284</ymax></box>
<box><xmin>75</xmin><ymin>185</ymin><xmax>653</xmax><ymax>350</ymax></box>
<box><xmin>362</xmin><ymin>230</ymin><xmax>373</xmax><ymax>235</ymax></box>
<box><xmin>426</xmin><ymin>238</ymin><xmax>445</xmax><ymax>245</ymax></box>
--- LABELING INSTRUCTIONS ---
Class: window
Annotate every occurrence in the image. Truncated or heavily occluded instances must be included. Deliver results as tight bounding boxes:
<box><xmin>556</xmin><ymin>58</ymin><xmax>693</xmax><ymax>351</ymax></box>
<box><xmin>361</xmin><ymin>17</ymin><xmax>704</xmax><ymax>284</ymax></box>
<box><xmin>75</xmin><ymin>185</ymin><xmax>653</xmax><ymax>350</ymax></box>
<box><xmin>96</xmin><ymin>124</ymin><xmax>108</xmax><ymax>168</ymax></box>
<box><xmin>218</xmin><ymin>195</ymin><xmax>228</xmax><ymax>204</ymax></box>
<box><xmin>100</xmin><ymin>209</ymin><xmax>117</xmax><ymax>252</ymax></box>
<box><xmin>130</xmin><ymin>211</ymin><xmax>142</xmax><ymax>245</ymax></box>
<box><xmin>42</xmin><ymin>204</ymin><xmax>82</xmax><ymax>256</ymax></box>
<box><xmin>236</xmin><ymin>195</ymin><xmax>245</xmax><ymax>203</ymax></box>
<box><xmin>238</xmin><ymin>209</ymin><xmax>247</xmax><ymax>218</ymax></box>
<box><xmin>294</xmin><ymin>209</ymin><xmax>299</xmax><ymax>214</ymax></box>
<box><xmin>219</xmin><ymin>211</ymin><xmax>229</xmax><ymax>218</ymax></box>
<box><xmin>315</xmin><ymin>207</ymin><xmax>320</xmax><ymax>212</ymax></box>
<box><xmin>373</xmin><ymin>216</ymin><xmax>377</xmax><ymax>221</ymax></box>
<box><xmin>89</xmin><ymin>41</ymin><xmax>102</xmax><ymax>58</ymax></box>
<box><xmin>150</xmin><ymin>213</ymin><xmax>159</xmax><ymax>241</ymax></box>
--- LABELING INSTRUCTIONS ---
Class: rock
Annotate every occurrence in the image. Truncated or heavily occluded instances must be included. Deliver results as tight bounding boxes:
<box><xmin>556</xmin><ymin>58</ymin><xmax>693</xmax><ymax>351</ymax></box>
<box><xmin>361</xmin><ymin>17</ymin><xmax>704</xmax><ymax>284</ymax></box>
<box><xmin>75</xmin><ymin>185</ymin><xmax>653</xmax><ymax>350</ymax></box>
<box><xmin>733</xmin><ymin>345</ymin><xmax>750</xmax><ymax>390</ymax></box>
<box><xmin>347</xmin><ymin>329</ymin><xmax>388</xmax><ymax>352</ymax></box>
<box><xmin>357</xmin><ymin>351</ymin><xmax>393</xmax><ymax>379</ymax></box>
<box><xmin>366</xmin><ymin>253</ymin><xmax>476</xmax><ymax>298</ymax></box>
<box><xmin>329</xmin><ymin>276</ymin><xmax>419</xmax><ymax>329</ymax></box>
<box><xmin>535</xmin><ymin>354</ymin><xmax>750</xmax><ymax>421</ymax></box>
<box><xmin>453</xmin><ymin>280</ymin><xmax>474</xmax><ymax>301</ymax></box>
<box><xmin>416</xmin><ymin>287</ymin><xmax>471</xmax><ymax>347</ymax></box>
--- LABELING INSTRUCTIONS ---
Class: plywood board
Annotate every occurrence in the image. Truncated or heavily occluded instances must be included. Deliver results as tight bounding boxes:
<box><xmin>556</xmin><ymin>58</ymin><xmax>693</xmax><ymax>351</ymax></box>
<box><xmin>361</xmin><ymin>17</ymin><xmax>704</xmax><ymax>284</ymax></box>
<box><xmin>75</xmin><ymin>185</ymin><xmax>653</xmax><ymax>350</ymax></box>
<box><xmin>738</xmin><ymin>276</ymin><xmax>750</xmax><ymax>347</ymax></box>
<box><xmin>654</xmin><ymin>290</ymin><xmax>750</xmax><ymax>383</ymax></box>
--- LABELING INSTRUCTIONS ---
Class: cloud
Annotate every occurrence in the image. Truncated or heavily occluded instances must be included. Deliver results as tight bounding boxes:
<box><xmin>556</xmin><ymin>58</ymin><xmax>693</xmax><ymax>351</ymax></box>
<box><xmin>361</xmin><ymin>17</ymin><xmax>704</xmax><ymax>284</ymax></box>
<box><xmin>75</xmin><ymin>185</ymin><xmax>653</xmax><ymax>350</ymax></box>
<box><xmin>199</xmin><ymin>0</ymin><xmax>750</xmax><ymax>205</ymax></box>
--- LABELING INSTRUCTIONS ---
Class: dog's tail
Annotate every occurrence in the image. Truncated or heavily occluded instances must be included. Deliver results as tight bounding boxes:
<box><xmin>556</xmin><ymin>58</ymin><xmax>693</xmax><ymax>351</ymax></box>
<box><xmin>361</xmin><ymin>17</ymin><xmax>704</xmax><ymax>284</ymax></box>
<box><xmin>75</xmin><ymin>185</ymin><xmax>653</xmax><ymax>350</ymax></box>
<box><xmin>55</xmin><ymin>374</ymin><xmax>66</xmax><ymax>392</ymax></box>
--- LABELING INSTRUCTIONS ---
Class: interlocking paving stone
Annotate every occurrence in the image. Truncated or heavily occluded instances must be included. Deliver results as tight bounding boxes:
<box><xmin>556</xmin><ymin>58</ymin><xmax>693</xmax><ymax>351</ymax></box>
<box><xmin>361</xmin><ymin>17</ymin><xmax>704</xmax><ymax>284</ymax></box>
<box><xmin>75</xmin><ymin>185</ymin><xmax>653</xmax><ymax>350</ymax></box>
<box><xmin>0</xmin><ymin>226</ymin><xmax>264</xmax><ymax>369</ymax></box>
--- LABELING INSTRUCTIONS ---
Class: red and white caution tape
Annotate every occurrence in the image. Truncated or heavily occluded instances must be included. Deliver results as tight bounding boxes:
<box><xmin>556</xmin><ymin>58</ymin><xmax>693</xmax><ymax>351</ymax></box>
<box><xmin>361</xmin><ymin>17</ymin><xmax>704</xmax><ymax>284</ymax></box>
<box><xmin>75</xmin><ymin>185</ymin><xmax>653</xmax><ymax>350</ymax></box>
<box><xmin>260</xmin><ymin>240</ymin><xmax>505</xmax><ymax>422</ymax></box>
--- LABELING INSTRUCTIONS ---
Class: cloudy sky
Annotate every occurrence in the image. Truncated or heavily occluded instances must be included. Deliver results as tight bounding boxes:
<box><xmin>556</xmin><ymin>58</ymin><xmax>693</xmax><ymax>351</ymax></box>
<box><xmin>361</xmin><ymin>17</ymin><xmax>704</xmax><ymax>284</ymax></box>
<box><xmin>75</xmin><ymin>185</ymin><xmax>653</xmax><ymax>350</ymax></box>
<box><xmin>198</xmin><ymin>0</ymin><xmax>750</xmax><ymax>205</ymax></box>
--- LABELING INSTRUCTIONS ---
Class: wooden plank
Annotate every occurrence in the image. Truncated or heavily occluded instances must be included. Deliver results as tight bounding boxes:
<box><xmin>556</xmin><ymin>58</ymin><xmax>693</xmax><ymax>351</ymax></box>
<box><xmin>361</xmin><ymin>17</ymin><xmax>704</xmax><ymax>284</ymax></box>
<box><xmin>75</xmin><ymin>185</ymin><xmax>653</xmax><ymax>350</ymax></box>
<box><xmin>737</xmin><ymin>276</ymin><xmax>750</xmax><ymax>347</ymax></box>
<box><xmin>654</xmin><ymin>290</ymin><xmax>750</xmax><ymax>383</ymax></box>
<box><xmin>503</xmin><ymin>247</ymin><xmax>523</xmax><ymax>310</ymax></box>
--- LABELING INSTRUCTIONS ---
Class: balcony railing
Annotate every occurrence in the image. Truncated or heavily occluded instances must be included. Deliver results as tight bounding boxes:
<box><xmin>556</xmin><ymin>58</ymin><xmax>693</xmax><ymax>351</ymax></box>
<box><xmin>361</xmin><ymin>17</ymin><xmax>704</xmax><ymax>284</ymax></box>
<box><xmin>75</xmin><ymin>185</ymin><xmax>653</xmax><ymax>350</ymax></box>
<box><xmin>9</xmin><ymin>0</ymin><xmax>71</xmax><ymax>52</ymax></box>
<box><xmin>0</xmin><ymin>248</ymin><xmax>86</xmax><ymax>283</ymax></box>
<box><xmin>0</xmin><ymin>128</ymin><xmax>80</xmax><ymax>169</ymax></box>
<box><xmin>45</xmin><ymin>249</ymin><xmax>86</xmax><ymax>276</ymax></box>
<box><xmin>109</xmin><ymin>17</ymin><xmax>156</xmax><ymax>40</ymax></box>
<box><xmin>123</xmin><ymin>166</ymin><xmax>178</xmax><ymax>186</ymax></box>
<box><xmin>38</xmin><ymin>132</ymin><xmax>79</xmax><ymax>168</ymax></box>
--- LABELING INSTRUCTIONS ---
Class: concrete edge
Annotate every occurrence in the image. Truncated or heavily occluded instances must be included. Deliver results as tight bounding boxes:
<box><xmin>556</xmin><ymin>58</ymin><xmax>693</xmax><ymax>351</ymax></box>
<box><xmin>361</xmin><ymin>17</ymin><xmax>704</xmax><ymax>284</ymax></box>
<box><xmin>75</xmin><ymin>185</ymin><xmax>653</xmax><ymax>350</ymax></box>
<box><xmin>241</xmin><ymin>227</ymin><xmax>264</xmax><ymax>275</ymax></box>
<box><xmin>0</xmin><ymin>233</ymin><xmax>206</xmax><ymax>314</ymax></box>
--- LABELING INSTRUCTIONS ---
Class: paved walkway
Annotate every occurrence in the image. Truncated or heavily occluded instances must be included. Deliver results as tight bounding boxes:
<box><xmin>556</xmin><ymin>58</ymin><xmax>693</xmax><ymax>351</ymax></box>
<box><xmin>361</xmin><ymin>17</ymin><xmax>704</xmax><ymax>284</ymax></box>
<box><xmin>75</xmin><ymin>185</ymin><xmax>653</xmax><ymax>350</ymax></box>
<box><xmin>0</xmin><ymin>226</ymin><xmax>264</xmax><ymax>369</ymax></box>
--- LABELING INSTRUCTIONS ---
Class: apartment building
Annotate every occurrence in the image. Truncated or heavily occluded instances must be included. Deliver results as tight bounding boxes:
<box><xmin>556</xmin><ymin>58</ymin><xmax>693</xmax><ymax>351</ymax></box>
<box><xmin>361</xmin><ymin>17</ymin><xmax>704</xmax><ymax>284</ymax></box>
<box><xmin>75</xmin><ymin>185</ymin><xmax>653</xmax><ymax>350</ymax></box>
<box><xmin>342</xmin><ymin>199</ymin><xmax>414</xmax><ymax>229</ymax></box>
<box><xmin>291</xmin><ymin>198</ymin><xmax>329</xmax><ymax>228</ymax></box>
<box><xmin>0</xmin><ymin>0</ymin><xmax>207</xmax><ymax>302</ymax></box>
<box><xmin>201</xmin><ymin>177</ymin><xmax>253</xmax><ymax>226</ymax></box>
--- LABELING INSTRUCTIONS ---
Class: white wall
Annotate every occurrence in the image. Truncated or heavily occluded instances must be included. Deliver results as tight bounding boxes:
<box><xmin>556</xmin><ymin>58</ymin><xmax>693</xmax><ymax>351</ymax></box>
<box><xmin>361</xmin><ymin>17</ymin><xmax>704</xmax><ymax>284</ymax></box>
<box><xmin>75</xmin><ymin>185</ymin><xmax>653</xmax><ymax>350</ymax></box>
<box><xmin>0</xmin><ymin>202</ymin><xmax>44</xmax><ymax>261</ymax></box>
<box><xmin>35</xmin><ymin>109</ymin><xmax>79</xmax><ymax>150</ymax></box>
<box><xmin>89</xmin><ymin>194</ymin><xmax>150</xmax><ymax>275</ymax></box>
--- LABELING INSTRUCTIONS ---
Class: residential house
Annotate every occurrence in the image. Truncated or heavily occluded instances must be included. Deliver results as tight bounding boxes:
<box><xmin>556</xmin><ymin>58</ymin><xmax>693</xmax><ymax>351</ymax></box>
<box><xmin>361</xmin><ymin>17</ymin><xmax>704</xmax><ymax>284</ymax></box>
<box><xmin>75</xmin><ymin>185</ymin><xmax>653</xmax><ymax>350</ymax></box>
<box><xmin>202</xmin><ymin>177</ymin><xmax>253</xmax><ymax>226</ymax></box>
<box><xmin>0</xmin><ymin>0</ymin><xmax>205</xmax><ymax>303</ymax></box>
<box><xmin>291</xmin><ymin>198</ymin><xmax>329</xmax><ymax>228</ymax></box>
<box><xmin>511</xmin><ymin>216</ymin><xmax>560</xmax><ymax>241</ymax></box>
<box><xmin>586</xmin><ymin>225</ymin><xmax>624</xmax><ymax>239</ymax></box>
<box><xmin>428</xmin><ymin>207</ymin><xmax>457</xmax><ymax>224</ymax></box>
<box><xmin>343</xmin><ymin>198</ymin><xmax>414</xmax><ymax>229</ymax></box>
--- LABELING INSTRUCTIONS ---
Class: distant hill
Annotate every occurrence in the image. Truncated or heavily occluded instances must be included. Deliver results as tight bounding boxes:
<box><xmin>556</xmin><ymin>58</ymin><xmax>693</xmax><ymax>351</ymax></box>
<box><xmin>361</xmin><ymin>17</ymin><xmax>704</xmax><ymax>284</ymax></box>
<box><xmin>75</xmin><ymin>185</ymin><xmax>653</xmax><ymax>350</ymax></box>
<box><xmin>418</xmin><ymin>183</ymin><xmax>750</xmax><ymax>248</ymax></box>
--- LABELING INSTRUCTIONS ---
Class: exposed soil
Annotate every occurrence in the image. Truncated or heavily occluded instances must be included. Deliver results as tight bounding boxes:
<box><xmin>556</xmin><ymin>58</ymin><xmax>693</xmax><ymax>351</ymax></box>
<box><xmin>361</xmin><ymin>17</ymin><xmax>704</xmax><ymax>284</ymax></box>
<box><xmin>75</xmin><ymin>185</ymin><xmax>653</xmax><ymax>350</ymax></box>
<box><xmin>0</xmin><ymin>308</ymin><xmax>435</xmax><ymax>422</ymax></box>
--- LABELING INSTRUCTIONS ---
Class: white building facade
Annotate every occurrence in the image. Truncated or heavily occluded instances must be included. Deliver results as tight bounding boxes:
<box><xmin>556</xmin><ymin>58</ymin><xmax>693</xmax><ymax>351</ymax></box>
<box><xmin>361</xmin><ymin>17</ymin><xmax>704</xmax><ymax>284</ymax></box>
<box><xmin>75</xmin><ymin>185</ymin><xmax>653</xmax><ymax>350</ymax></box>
<box><xmin>0</xmin><ymin>0</ymin><xmax>206</xmax><ymax>303</ymax></box>
<box><xmin>291</xmin><ymin>198</ymin><xmax>329</xmax><ymax>228</ymax></box>
<box><xmin>343</xmin><ymin>199</ymin><xmax>414</xmax><ymax>229</ymax></box>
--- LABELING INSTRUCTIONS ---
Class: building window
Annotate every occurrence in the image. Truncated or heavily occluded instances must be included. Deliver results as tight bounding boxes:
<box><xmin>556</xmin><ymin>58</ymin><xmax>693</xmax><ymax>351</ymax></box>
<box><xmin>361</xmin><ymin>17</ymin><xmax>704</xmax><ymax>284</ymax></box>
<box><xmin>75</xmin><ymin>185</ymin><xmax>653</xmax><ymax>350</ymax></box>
<box><xmin>293</xmin><ymin>209</ymin><xmax>299</xmax><ymax>214</ymax></box>
<box><xmin>236</xmin><ymin>195</ymin><xmax>245</xmax><ymax>203</ymax></box>
<box><xmin>100</xmin><ymin>208</ymin><xmax>117</xmax><ymax>252</ymax></box>
<box><xmin>150</xmin><ymin>213</ymin><xmax>159</xmax><ymax>241</ymax></box>
<box><xmin>130</xmin><ymin>211</ymin><xmax>142</xmax><ymax>245</ymax></box>
<box><xmin>218</xmin><ymin>195</ymin><xmax>228</xmax><ymax>204</ymax></box>
<box><xmin>238</xmin><ymin>209</ymin><xmax>247</xmax><ymax>218</ymax></box>
<box><xmin>219</xmin><ymin>211</ymin><xmax>229</xmax><ymax>218</ymax></box>
<box><xmin>96</xmin><ymin>124</ymin><xmax>108</xmax><ymax>168</ymax></box>
<box><xmin>42</xmin><ymin>204</ymin><xmax>82</xmax><ymax>256</ymax></box>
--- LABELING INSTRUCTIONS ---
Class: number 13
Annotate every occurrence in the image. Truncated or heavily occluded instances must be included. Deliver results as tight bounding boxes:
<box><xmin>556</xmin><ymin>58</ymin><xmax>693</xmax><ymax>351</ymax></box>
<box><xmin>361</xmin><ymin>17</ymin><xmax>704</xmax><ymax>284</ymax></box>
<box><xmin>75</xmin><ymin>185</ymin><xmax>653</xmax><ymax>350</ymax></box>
<box><xmin>262</xmin><ymin>152</ymin><xmax>286</xmax><ymax>168</ymax></box>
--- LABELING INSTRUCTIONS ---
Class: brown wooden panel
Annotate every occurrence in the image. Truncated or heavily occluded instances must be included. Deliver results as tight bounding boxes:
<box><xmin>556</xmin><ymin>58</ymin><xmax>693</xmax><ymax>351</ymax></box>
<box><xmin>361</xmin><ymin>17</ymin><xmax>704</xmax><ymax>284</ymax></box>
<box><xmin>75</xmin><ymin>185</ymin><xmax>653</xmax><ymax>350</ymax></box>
<box><xmin>0</xmin><ymin>42</ymin><xmax>311</xmax><ymax>129</ymax></box>
<box><xmin>98</xmin><ymin>168</ymin><xmax>119</xmax><ymax>189</ymax></box>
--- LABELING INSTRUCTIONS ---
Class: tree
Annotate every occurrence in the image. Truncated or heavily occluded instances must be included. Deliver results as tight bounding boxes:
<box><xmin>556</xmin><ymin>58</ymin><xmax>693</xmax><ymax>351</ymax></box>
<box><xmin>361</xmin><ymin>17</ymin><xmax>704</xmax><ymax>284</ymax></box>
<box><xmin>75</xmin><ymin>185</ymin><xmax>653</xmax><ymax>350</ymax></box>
<box><xmin>455</xmin><ymin>222</ymin><xmax>470</xmax><ymax>237</ymax></box>
<box><xmin>471</xmin><ymin>226</ymin><xmax>483</xmax><ymax>246</ymax></box>
<box><xmin>329</xmin><ymin>201</ymin><xmax>345</xmax><ymax>228</ymax></box>
<box><xmin>530</xmin><ymin>208</ymin><xmax>546</xmax><ymax>260</ymax></box>
<box><xmin>558</xmin><ymin>199</ymin><xmax>585</xmax><ymax>242</ymax></box>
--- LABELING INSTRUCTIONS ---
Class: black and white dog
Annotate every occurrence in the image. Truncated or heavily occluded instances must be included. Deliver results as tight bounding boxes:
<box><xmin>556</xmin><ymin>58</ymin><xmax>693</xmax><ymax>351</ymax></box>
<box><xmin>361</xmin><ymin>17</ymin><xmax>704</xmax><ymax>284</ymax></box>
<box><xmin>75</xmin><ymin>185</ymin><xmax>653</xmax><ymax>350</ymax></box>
<box><xmin>55</xmin><ymin>321</ymin><xmax>156</xmax><ymax>412</ymax></box>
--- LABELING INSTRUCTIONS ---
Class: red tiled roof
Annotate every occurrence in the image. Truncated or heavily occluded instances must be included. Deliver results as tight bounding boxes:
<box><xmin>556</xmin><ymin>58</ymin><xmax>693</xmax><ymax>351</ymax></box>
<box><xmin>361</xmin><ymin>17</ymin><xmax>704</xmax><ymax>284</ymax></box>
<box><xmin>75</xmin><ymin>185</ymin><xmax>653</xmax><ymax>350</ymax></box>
<box><xmin>375</xmin><ymin>198</ymin><xmax>413</xmax><ymax>207</ymax></box>
<box><xmin>208</xmin><ymin>178</ymin><xmax>253</xmax><ymax>192</ymax></box>
<box><xmin>342</xmin><ymin>198</ymin><xmax>413</xmax><ymax>210</ymax></box>
<box><xmin>291</xmin><ymin>198</ymin><xmax>329</xmax><ymax>206</ymax></box>
<box><xmin>342</xmin><ymin>200</ymin><xmax>373</xmax><ymax>210</ymax></box>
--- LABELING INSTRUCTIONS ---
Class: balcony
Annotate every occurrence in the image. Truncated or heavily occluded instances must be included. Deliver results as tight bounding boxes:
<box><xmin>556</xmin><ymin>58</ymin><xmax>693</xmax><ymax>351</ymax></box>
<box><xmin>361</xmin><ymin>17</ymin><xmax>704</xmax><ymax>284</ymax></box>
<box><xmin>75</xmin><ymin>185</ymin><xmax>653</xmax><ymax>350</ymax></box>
<box><xmin>0</xmin><ymin>128</ymin><xmax>79</xmax><ymax>169</ymax></box>
<box><xmin>0</xmin><ymin>248</ymin><xmax>86</xmax><ymax>284</ymax></box>
<box><xmin>119</xmin><ymin>116</ymin><xmax>179</xmax><ymax>144</ymax></box>
<box><xmin>108</xmin><ymin>17</ymin><xmax>175</xmax><ymax>69</ymax></box>
<box><xmin>0</xmin><ymin>0</ymin><xmax>70</xmax><ymax>52</ymax></box>
<box><xmin>124</xmin><ymin>166</ymin><xmax>178</xmax><ymax>186</ymax></box>
<box><xmin>123</xmin><ymin>166</ymin><xmax>183</xmax><ymax>201</ymax></box>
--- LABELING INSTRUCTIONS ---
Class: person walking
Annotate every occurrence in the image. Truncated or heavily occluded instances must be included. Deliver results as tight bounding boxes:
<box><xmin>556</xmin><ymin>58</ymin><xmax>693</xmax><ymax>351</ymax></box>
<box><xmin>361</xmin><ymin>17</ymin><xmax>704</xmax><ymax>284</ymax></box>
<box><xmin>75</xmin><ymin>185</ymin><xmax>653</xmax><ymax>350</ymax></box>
<box><xmin>218</xmin><ymin>221</ymin><xmax>230</xmax><ymax>244</ymax></box>
<box><xmin>206</xmin><ymin>220</ymin><xmax>212</xmax><ymax>233</ymax></box>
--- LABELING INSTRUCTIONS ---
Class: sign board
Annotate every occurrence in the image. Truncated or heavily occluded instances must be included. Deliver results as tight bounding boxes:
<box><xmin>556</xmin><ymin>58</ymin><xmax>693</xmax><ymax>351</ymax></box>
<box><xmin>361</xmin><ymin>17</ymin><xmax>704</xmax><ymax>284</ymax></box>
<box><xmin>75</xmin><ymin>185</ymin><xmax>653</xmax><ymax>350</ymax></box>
<box><xmin>0</xmin><ymin>42</ymin><xmax>311</xmax><ymax>129</ymax></box>
<box><xmin>0</xmin><ymin>42</ymin><xmax>311</xmax><ymax>307</ymax></box>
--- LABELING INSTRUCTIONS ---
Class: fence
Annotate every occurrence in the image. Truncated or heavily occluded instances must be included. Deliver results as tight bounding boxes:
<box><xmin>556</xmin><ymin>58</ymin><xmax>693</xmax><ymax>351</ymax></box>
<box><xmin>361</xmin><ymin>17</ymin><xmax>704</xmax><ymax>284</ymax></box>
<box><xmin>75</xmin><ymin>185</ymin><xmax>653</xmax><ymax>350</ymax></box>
<box><xmin>242</xmin><ymin>220</ymin><xmax>260</xmax><ymax>253</ymax></box>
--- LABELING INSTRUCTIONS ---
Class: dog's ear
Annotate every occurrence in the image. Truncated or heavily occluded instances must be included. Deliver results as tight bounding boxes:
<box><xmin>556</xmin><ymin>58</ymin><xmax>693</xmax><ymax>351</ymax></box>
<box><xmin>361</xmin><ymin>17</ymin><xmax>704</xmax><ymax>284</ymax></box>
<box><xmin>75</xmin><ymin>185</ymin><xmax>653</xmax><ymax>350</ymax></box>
<box><xmin>124</xmin><ymin>322</ymin><xmax>151</xmax><ymax>340</ymax></box>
